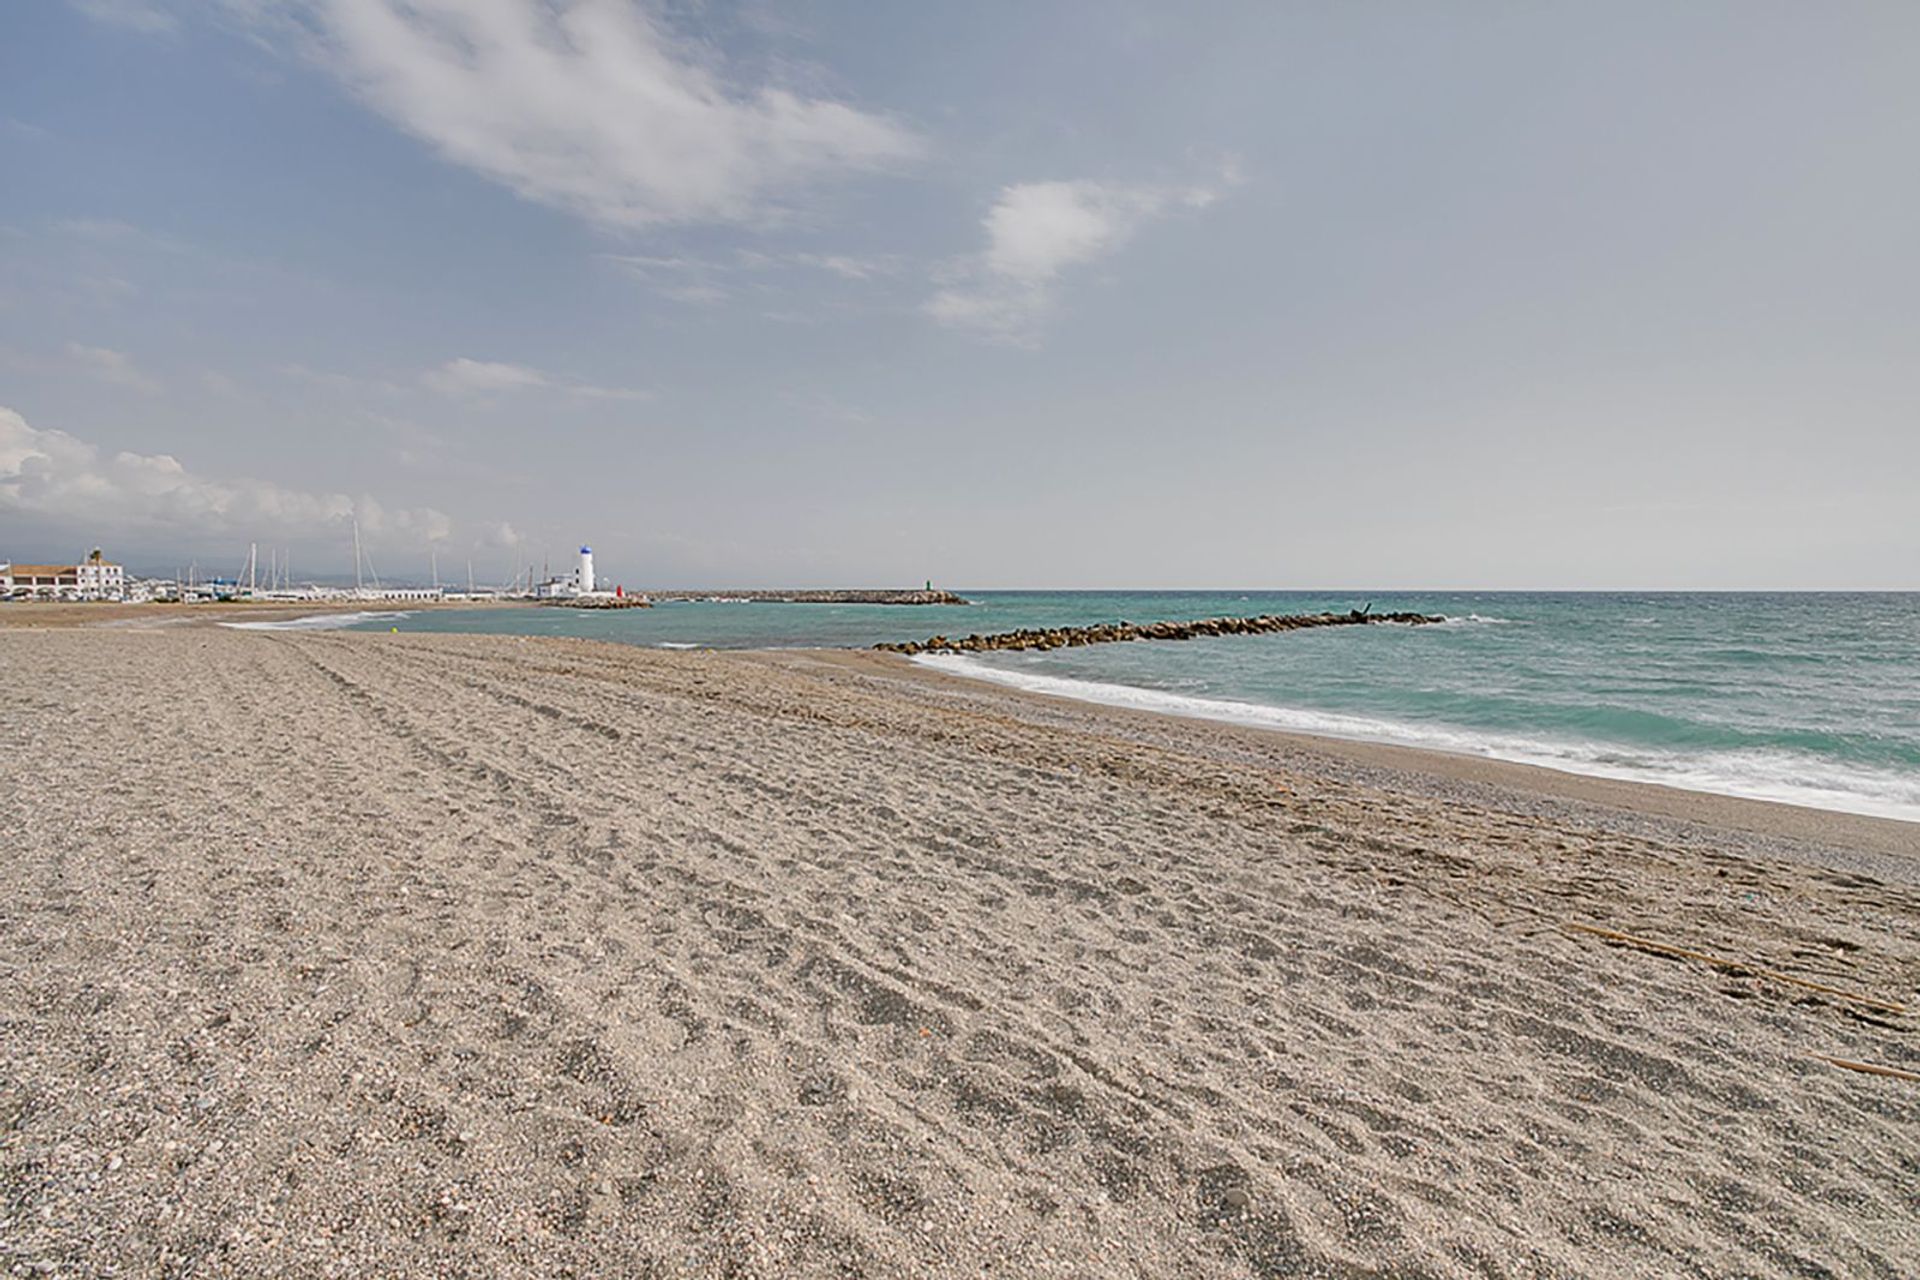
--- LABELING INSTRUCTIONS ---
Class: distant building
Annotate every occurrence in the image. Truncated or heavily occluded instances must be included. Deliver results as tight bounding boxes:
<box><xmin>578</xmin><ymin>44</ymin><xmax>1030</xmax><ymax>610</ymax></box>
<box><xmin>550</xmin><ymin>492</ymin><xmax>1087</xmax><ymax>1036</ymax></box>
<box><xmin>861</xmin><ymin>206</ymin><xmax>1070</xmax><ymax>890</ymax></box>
<box><xmin>76</xmin><ymin>550</ymin><xmax>125</xmax><ymax>599</ymax></box>
<box><xmin>7</xmin><ymin>564</ymin><xmax>81</xmax><ymax>596</ymax></box>
<box><xmin>1</xmin><ymin>549</ymin><xmax>126</xmax><ymax>600</ymax></box>
<box><xmin>360</xmin><ymin>587</ymin><xmax>444</xmax><ymax>602</ymax></box>
<box><xmin>535</xmin><ymin>545</ymin><xmax>601</xmax><ymax>599</ymax></box>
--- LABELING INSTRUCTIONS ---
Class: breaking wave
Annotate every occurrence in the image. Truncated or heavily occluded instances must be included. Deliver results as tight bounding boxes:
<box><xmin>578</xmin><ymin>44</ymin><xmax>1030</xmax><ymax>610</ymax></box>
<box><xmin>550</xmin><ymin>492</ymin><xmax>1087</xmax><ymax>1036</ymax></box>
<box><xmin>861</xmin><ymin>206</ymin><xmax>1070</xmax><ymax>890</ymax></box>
<box><xmin>221</xmin><ymin>610</ymin><xmax>412</xmax><ymax>632</ymax></box>
<box><xmin>914</xmin><ymin>653</ymin><xmax>1920</xmax><ymax>823</ymax></box>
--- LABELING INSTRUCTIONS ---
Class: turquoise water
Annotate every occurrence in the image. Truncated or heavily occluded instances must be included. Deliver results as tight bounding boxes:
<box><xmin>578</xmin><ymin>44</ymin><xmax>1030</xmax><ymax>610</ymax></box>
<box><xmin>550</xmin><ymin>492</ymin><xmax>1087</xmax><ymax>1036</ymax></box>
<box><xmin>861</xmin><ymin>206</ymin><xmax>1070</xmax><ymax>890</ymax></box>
<box><xmin>316</xmin><ymin>592</ymin><xmax>1920</xmax><ymax>823</ymax></box>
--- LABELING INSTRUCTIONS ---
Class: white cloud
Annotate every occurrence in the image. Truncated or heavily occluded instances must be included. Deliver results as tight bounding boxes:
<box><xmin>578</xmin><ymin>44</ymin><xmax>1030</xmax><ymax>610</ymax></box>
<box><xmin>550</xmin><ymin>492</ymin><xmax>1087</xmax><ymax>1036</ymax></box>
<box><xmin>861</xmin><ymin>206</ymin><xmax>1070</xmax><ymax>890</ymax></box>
<box><xmin>927</xmin><ymin>179</ymin><xmax>1221</xmax><ymax>343</ymax></box>
<box><xmin>69</xmin><ymin>0</ymin><xmax>178</xmax><ymax>33</ymax></box>
<box><xmin>65</xmin><ymin>342</ymin><xmax>163</xmax><ymax>394</ymax></box>
<box><xmin>565</xmin><ymin>381</ymin><xmax>652</xmax><ymax>404</ymax></box>
<box><xmin>982</xmin><ymin>182</ymin><xmax>1213</xmax><ymax>281</ymax></box>
<box><xmin>422</xmin><ymin>357</ymin><xmax>550</xmax><ymax>397</ymax></box>
<box><xmin>660</xmin><ymin>282</ymin><xmax>731</xmax><ymax>307</ymax></box>
<box><xmin>0</xmin><ymin>404</ymin><xmax>449</xmax><ymax>545</ymax></box>
<box><xmin>421</xmin><ymin>357</ymin><xmax>648</xmax><ymax>402</ymax></box>
<box><xmin>238</xmin><ymin>0</ymin><xmax>921</xmax><ymax>230</ymax></box>
<box><xmin>795</xmin><ymin>253</ymin><xmax>892</xmax><ymax>280</ymax></box>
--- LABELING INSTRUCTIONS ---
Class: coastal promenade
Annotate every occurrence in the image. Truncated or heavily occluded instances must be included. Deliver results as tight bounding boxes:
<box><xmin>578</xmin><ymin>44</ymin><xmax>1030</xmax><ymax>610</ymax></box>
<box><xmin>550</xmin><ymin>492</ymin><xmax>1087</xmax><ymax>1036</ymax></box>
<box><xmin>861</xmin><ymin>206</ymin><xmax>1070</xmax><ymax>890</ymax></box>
<box><xmin>2</xmin><ymin>628</ymin><xmax>1914</xmax><ymax>1277</ymax></box>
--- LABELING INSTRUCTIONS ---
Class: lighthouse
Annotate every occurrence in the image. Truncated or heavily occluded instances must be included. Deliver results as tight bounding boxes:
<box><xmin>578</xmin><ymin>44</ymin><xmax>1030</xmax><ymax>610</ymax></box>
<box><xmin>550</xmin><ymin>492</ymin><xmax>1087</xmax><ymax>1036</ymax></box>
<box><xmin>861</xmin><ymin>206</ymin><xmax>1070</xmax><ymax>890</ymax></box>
<box><xmin>578</xmin><ymin>545</ymin><xmax>595</xmax><ymax>595</ymax></box>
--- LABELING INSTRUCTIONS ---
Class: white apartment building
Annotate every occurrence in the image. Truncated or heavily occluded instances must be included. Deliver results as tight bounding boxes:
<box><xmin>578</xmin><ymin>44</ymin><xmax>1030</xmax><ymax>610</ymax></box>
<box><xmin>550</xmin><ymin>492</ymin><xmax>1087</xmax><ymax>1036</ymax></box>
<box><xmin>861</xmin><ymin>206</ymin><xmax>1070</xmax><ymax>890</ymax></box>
<box><xmin>76</xmin><ymin>551</ymin><xmax>126</xmax><ymax>599</ymax></box>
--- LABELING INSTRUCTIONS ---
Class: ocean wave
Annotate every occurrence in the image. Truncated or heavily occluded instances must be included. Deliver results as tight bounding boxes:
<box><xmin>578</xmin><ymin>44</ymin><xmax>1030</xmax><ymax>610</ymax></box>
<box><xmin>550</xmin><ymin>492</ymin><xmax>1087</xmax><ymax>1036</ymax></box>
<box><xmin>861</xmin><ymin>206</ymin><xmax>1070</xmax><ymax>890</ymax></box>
<box><xmin>657</xmin><ymin>641</ymin><xmax>700</xmax><ymax>649</ymax></box>
<box><xmin>220</xmin><ymin>610</ymin><xmax>412</xmax><ymax>632</ymax></box>
<box><xmin>914</xmin><ymin>654</ymin><xmax>1920</xmax><ymax>823</ymax></box>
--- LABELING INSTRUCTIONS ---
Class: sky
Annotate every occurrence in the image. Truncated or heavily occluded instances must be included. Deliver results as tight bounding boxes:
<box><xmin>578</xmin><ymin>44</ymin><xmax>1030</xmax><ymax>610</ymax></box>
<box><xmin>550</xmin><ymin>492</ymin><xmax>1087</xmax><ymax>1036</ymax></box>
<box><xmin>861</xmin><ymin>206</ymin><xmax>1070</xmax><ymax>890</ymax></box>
<box><xmin>2</xmin><ymin>0</ymin><xmax>1917</xmax><ymax>589</ymax></box>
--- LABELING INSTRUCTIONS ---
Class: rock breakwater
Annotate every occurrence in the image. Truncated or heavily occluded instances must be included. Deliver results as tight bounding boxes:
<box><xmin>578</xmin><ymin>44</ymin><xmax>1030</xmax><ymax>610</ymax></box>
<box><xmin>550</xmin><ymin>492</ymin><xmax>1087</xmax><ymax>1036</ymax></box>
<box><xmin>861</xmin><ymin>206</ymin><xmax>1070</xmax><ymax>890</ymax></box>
<box><xmin>652</xmin><ymin>589</ymin><xmax>972</xmax><ymax>606</ymax></box>
<box><xmin>875</xmin><ymin>608</ymin><xmax>1443</xmax><ymax>655</ymax></box>
<box><xmin>541</xmin><ymin>594</ymin><xmax>652</xmax><ymax>609</ymax></box>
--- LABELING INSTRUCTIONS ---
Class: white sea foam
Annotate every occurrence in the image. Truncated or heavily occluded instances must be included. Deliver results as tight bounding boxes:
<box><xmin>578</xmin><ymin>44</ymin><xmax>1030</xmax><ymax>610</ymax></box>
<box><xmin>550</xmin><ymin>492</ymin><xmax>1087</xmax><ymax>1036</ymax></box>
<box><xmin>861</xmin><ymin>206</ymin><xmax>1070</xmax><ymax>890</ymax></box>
<box><xmin>657</xmin><ymin>641</ymin><xmax>700</xmax><ymax>649</ymax></box>
<box><xmin>220</xmin><ymin>610</ymin><xmax>411</xmax><ymax>632</ymax></box>
<box><xmin>914</xmin><ymin>654</ymin><xmax>1920</xmax><ymax>823</ymax></box>
<box><xmin>1432</xmin><ymin>613</ymin><xmax>1519</xmax><ymax>628</ymax></box>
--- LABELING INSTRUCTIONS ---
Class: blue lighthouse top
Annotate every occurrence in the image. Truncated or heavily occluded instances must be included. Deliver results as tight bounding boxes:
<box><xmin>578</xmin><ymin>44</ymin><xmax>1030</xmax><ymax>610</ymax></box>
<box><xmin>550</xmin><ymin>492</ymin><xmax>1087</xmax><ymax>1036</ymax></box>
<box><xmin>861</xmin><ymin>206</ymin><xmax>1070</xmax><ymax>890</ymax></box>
<box><xmin>580</xmin><ymin>545</ymin><xmax>592</xmax><ymax>554</ymax></box>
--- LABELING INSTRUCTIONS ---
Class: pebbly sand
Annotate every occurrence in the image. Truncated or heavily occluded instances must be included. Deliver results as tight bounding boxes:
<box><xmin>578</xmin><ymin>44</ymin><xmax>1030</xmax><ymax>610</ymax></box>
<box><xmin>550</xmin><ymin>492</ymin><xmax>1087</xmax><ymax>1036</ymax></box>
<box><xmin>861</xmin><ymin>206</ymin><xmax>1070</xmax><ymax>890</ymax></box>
<box><xmin>2</xmin><ymin>628</ymin><xmax>1916</xmax><ymax>1278</ymax></box>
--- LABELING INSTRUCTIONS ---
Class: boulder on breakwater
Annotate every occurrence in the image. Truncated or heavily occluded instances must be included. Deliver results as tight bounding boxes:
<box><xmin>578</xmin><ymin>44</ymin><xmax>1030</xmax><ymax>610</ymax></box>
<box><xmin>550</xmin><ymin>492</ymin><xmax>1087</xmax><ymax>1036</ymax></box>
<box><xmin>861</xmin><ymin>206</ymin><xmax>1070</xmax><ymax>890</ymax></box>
<box><xmin>874</xmin><ymin>608</ymin><xmax>1444</xmax><ymax>655</ymax></box>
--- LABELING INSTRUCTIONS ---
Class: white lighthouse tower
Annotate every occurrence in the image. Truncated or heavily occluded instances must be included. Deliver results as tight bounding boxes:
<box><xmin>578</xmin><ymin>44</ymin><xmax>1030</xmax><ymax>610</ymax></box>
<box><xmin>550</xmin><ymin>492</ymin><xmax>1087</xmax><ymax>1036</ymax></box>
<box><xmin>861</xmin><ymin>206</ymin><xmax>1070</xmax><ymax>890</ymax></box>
<box><xmin>578</xmin><ymin>545</ymin><xmax>595</xmax><ymax>595</ymax></box>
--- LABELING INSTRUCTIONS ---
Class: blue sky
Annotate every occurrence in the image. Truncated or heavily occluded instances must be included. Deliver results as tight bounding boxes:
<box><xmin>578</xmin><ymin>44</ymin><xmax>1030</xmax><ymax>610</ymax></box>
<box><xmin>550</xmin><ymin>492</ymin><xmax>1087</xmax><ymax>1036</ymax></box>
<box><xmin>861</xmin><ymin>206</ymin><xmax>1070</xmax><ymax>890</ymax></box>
<box><xmin>3</xmin><ymin>0</ymin><xmax>1917</xmax><ymax>587</ymax></box>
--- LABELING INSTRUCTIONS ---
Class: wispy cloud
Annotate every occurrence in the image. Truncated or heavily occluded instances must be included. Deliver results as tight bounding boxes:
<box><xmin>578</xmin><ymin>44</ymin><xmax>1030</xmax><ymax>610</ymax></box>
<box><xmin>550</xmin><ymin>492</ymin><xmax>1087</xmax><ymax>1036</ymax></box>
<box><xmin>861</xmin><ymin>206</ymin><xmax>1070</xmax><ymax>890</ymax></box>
<box><xmin>421</xmin><ymin>357</ymin><xmax>549</xmax><ymax>397</ymax></box>
<box><xmin>421</xmin><ymin>357</ymin><xmax>648</xmax><ymax>403</ymax></box>
<box><xmin>602</xmin><ymin>246</ymin><xmax>906</xmax><ymax>307</ymax></box>
<box><xmin>480</xmin><ymin>520</ymin><xmax>523</xmax><ymax>549</ymax></box>
<box><xmin>602</xmin><ymin>253</ymin><xmax>740</xmax><ymax>306</ymax></box>
<box><xmin>0</xmin><ymin>403</ymin><xmax>449</xmax><ymax>544</ymax></box>
<box><xmin>744</xmin><ymin>250</ymin><xmax>906</xmax><ymax>281</ymax></box>
<box><xmin>928</xmin><ymin>178</ymin><xmax>1224</xmax><ymax>343</ymax></box>
<box><xmin>235</xmin><ymin>0</ymin><xmax>921</xmax><ymax>230</ymax></box>
<box><xmin>65</xmin><ymin>342</ymin><xmax>163</xmax><ymax>394</ymax></box>
<box><xmin>52</xmin><ymin>217</ymin><xmax>189</xmax><ymax>253</ymax></box>
<box><xmin>68</xmin><ymin>0</ymin><xmax>178</xmax><ymax>34</ymax></box>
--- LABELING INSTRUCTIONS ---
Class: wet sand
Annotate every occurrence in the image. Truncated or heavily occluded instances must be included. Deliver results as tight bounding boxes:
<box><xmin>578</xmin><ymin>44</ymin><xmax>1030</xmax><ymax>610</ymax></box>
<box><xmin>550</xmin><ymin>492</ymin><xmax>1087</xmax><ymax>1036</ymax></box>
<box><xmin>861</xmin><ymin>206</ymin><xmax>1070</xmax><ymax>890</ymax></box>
<box><xmin>2</xmin><ymin>628</ymin><xmax>1915</xmax><ymax>1277</ymax></box>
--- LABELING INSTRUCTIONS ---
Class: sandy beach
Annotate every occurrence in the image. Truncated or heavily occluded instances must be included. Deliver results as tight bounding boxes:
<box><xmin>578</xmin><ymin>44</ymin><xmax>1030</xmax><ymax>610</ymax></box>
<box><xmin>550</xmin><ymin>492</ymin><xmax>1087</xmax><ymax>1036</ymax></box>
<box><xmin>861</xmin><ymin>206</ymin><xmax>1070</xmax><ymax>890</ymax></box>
<box><xmin>3</xmin><ymin>627</ymin><xmax>1915</xmax><ymax>1278</ymax></box>
<box><xmin>0</xmin><ymin>600</ymin><xmax>530</xmax><ymax>631</ymax></box>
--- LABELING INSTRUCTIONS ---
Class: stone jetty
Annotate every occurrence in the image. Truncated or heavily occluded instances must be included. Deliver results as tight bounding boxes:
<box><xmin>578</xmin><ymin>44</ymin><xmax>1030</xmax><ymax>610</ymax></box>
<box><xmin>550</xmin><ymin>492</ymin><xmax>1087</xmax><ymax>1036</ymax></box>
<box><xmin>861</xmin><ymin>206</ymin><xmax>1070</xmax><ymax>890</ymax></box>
<box><xmin>874</xmin><ymin>607</ymin><xmax>1443</xmax><ymax>655</ymax></box>
<box><xmin>651</xmin><ymin>589</ymin><xmax>972</xmax><ymax>606</ymax></box>
<box><xmin>541</xmin><ymin>594</ymin><xmax>652</xmax><ymax>609</ymax></box>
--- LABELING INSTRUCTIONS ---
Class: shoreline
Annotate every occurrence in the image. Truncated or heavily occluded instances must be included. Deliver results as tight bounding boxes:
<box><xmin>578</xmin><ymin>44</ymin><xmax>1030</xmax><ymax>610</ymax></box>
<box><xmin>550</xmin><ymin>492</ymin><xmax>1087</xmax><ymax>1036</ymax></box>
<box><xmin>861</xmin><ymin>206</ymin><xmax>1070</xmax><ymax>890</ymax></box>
<box><xmin>11</xmin><ymin>595</ymin><xmax>1910</xmax><ymax>839</ymax></box>
<box><xmin>861</xmin><ymin>651</ymin><xmax>1919</xmax><ymax>855</ymax></box>
<box><xmin>789</xmin><ymin>649</ymin><xmax>1920</xmax><ymax>867</ymax></box>
<box><xmin>12</xmin><ymin>591</ymin><xmax>1908</xmax><ymax>840</ymax></box>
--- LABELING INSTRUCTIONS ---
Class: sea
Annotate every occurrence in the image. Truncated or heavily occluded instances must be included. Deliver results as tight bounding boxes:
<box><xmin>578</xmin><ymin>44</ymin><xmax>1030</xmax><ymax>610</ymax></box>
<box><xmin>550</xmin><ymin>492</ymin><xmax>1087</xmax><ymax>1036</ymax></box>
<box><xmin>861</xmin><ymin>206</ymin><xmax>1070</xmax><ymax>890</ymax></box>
<box><xmin>306</xmin><ymin>592</ymin><xmax>1919</xmax><ymax>823</ymax></box>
